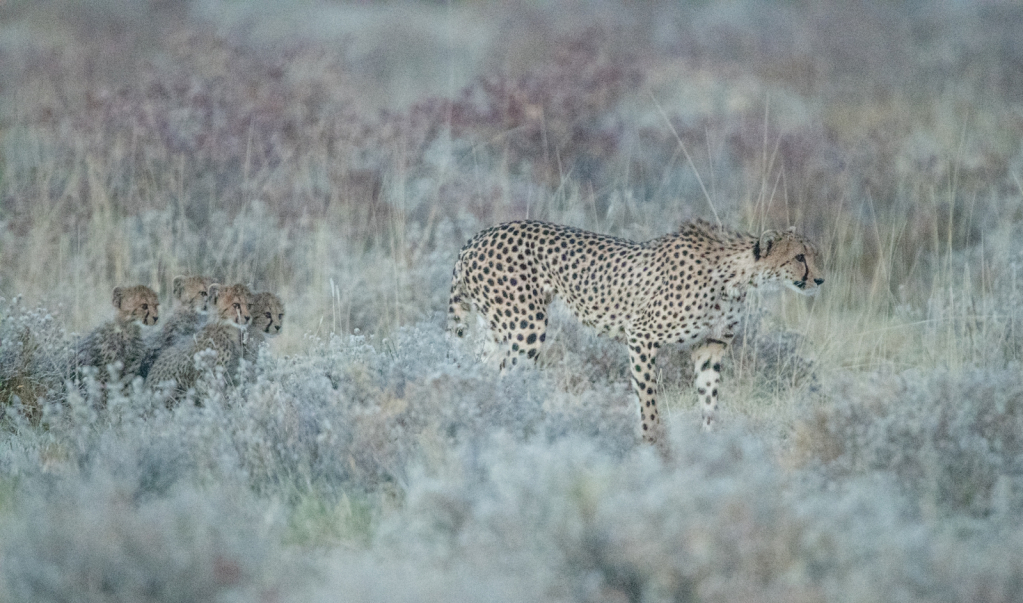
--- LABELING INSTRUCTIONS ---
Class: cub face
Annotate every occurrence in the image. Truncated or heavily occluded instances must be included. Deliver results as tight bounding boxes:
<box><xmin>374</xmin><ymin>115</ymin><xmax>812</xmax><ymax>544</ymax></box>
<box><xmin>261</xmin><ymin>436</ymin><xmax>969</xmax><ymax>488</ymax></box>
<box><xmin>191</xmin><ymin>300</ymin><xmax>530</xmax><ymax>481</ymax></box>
<box><xmin>112</xmin><ymin>285</ymin><xmax>160</xmax><ymax>326</ymax></box>
<box><xmin>172</xmin><ymin>275</ymin><xmax>213</xmax><ymax>312</ymax></box>
<box><xmin>249</xmin><ymin>292</ymin><xmax>285</xmax><ymax>337</ymax></box>
<box><xmin>208</xmin><ymin>283</ymin><xmax>252</xmax><ymax>327</ymax></box>
<box><xmin>756</xmin><ymin>229</ymin><xmax>825</xmax><ymax>296</ymax></box>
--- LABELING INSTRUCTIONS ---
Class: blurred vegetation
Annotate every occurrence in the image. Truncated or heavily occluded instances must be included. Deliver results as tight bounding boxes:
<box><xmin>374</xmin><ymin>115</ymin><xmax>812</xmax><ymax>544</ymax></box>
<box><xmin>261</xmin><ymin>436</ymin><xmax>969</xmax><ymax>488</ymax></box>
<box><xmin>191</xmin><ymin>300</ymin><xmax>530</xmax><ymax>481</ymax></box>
<box><xmin>2</xmin><ymin>0</ymin><xmax>1023</xmax><ymax>601</ymax></box>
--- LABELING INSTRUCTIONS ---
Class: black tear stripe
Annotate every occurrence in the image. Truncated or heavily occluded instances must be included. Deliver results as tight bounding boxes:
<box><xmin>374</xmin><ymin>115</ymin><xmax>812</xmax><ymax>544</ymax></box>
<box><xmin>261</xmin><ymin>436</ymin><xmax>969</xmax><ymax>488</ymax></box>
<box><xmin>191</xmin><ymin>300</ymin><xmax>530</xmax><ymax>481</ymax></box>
<box><xmin>800</xmin><ymin>257</ymin><xmax>809</xmax><ymax>284</ymax></box>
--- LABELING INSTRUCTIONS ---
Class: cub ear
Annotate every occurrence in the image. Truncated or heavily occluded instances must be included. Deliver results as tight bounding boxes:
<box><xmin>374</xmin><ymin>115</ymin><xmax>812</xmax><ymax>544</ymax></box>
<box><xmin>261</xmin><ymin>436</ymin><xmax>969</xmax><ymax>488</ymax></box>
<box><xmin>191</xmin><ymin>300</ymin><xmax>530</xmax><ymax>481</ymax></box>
<box><xmin>754</xmin><ymin>230</ymin><xmax>782</xmax><ymax>260</ymax></box>
<box><xmin>111</xmin><ymin>287</ymin><xmax>124</xmax><ymax>309</ymax></box>
<box><xmin>172</xmin><ymin>275</ymin><xmax>186</xmax><ymax>299</ymax></box>
<box><xmin>207</xmin><ymin>283</ymin><xmax>222</xmax><ymax>304</ymax></box>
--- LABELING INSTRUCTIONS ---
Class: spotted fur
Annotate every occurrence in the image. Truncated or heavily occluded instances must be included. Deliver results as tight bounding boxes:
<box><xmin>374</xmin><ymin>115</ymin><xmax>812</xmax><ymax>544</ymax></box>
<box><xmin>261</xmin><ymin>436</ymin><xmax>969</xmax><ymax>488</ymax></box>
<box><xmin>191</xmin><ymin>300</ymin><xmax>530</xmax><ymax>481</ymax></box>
<box><xmin>74</xmin><ymin>285</ymin><xmax>160</xmax><ymax>382</ymax></box>
<box><xmin>242</xmin><ymin>291</ymin><xmax>284</xmax><ymax>365</ymax></box>
<box><xmin>160</xmin><ymin>275</ymin><xmax>213</xmax><ymax>346</ymax></box>
<box><xmin>448</xmin><ymin>219</ymin><xmax>824</xmax><ymax>442</ymax></box>
<box><xmin>139</xmin><ymin>275</ymin><xmax>213</xmax><ymax>379</ymax></box>
<box><xmin>145</xmin><ymin>283</ymin><xmax>251</xmax><ymax>400</ymax></box>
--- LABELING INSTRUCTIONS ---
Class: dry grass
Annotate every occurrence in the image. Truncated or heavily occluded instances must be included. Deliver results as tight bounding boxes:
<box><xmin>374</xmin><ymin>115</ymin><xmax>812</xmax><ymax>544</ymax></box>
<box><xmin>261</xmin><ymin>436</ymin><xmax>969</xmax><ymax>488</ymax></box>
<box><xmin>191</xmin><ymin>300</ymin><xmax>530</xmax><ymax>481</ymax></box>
<box><xmin>3</xmin><ymin>0</ymin><xmax>1023</xmax><ymax>601</ymax></box>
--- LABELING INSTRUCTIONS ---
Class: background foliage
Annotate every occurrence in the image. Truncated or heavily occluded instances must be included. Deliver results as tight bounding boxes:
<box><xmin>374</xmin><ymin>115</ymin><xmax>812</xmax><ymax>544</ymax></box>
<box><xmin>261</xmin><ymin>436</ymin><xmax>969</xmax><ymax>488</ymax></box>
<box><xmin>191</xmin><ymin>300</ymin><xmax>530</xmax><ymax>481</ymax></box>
<box><xmin>2</xmin><ymin>0</ymin><xmax>1023</xmax><ymax>600</ymax></box>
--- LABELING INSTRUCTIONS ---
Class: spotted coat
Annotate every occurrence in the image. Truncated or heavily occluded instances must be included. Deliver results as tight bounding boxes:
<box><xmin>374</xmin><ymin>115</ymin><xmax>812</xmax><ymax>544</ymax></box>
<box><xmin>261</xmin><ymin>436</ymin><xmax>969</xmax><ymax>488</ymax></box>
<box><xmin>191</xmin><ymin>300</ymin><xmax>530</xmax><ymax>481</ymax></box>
<box><xmin>448</xmin><ymin>219</ymin><xmax>824</xmax><ymax>442</ymax></box>
<box><xmin>145</xmin><ymin>283</ymin><xmax>252</xmax><ymax>401</ymax></box>
<box><xmin>74</xmin><ymin>285</ymin><xmax>160</xmax><ymax>382</ymax></box>
<box><xmin>140</xmin><ymin>275</ymin><xmax>213</xmax><ymax>379</ymax></box>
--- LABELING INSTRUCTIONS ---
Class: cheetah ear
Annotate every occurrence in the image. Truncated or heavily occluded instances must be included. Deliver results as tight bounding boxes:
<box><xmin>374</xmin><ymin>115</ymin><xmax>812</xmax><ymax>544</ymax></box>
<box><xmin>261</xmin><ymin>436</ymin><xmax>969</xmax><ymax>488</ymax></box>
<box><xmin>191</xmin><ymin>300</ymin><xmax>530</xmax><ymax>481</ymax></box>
<box><xmin>754</xmin><ymin>230</ymin><xmax>782</xmax><ymax>260</ymax></box>
<box><xmin>208</xmin><ymin>283</ymin><xmax>222</xmax><ymax>304</ymax></box>
<box><xmin>786</xmin><ymin>225</ymin><xmax>797</xmax><ymax>234</ymax></box>
<box><xmin>172</xmin><ymin>275</ymin><xmax>186</xmax><ymax>299</ymax></box>
<box><xmin>112</xmin><ymin>287</ymin><xmax>124</xmax><ymax>309</ymax></box>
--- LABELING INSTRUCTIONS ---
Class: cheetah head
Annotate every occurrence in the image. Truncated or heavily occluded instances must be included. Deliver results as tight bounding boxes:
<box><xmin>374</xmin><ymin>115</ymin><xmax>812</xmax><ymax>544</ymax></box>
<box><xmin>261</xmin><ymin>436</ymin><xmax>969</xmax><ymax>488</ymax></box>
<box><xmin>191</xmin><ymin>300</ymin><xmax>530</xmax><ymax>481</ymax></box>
<box><xmin>249</xmin><ymin>291</ymin><xmax>285</xmax><ymax>337</ymax></box>
<box><xmin>112</xmin><ymin>285</ymin><xmax>160</xmax><ymax>326</ymax></box>
<box><xmin>208</xmin><ymin>283</ymin><xmax>252</xmax><ymax>328</ymax></box>
<box><xmin>754</xmin><ymin>228</ymin><xmax>825</xmax><ymax>295</ymax></box>
<box><xmin>172</xmin><ymin>275</ymin><xmax>213</xmax><ymax>312</ymax></box>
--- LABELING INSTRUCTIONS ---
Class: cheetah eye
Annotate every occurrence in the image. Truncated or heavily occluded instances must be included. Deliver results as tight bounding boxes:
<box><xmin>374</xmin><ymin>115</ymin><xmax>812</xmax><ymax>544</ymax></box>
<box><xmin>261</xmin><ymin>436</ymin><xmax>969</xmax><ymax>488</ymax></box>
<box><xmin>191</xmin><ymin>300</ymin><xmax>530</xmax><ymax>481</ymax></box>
<box><xmin>795</xmin><ymin>254</ymin><xmax>805</xmax><ymax>263</ymax></box>
<box><xmin>265</xmin><ymin>312</ymin><xmax>272</xmax><ymax>319</ymax></box>
<box><xmin>200</xmin><ymin>291</ymin><xmax>208</xmax><ymax>297</ymax></box>
<box><xmin>141</xmin><ymin>304</ymin><xmax>148</xmax><ymax>310</ymax></box>
<box><xmin>233</xmin><ymin>303</ymin><xmax>241</xmax><ymax>309</ymax></box>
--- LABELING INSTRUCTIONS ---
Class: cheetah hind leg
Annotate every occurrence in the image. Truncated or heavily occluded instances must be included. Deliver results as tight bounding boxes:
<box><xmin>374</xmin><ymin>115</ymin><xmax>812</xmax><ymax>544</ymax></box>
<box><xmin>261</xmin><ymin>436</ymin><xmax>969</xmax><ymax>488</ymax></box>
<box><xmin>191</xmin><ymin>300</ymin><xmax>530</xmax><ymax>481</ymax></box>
<box><xmin>479</xmin><ymin>316</ymin><xmax>507</xmax><ymax>369</ymax></box>
<box><xmin>446</xmin><ymin>272</ymin><xmax>471</xmax><ymax>339</ymax></box>
<box><xmin>493</xmin><ymin>310</ymin><xmax>549</xmax><ymax>372</ymax></box>
<box><xmin>692</xmin><ymin>340</ymin><xmax>727</xmax><ymax>431</ymax></box>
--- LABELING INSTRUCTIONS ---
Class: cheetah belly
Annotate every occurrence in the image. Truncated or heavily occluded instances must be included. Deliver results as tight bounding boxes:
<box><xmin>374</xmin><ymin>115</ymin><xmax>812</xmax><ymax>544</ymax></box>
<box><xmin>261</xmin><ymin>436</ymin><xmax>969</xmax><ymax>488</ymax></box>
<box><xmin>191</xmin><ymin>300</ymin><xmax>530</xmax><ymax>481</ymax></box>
<box><xmin>561</xmin><ymin>283</ymin><xmax>641</xmax><ymax>339</ymax></box>
<box><xmin>697</xmin><ymin>302</ymin><xmax>741</xmax><ymax>343</ymax></box>
<box><xmin>651</xmin><ymin>295</ymin><xmax>742</xmax><ymax>348</ymax></box>
<box><xmin>544</xmin><ymin>265</ymin><xmax>647</xmax><ymax>338</ymax></box>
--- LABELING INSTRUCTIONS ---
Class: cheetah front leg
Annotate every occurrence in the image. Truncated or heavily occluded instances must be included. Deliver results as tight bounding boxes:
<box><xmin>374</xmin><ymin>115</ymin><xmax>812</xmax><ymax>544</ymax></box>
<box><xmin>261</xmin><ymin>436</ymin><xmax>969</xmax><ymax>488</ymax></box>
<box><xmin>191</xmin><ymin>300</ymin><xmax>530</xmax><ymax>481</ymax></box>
<box><xmin>627</xmin><ymin>338</ymin><xmax>663</xmax><ymax>443</ymax></box>
<box><xmin>692</xmin><ymin>339</ymin><xmax>728</xmax><ymax>431</ymax></box>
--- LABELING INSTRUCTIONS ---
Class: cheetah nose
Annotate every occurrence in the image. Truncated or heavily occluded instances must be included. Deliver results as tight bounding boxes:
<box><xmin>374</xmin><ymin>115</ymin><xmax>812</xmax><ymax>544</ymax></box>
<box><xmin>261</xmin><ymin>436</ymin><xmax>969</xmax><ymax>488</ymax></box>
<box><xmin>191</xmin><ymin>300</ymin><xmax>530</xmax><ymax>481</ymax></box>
<box><xmin>814</xmin><ymin>278</ymin><xmax>825</xmax><ymax>285</ymax></box>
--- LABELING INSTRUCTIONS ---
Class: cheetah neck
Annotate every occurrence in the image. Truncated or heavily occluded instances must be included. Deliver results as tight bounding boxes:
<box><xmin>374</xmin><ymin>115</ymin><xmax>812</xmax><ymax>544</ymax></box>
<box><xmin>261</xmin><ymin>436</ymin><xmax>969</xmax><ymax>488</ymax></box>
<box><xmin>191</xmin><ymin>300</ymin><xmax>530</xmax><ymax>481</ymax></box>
<box><xmin>223</xmin><ymin>318</ymin><xmax>247</xmax><ymax>330</ymax></box>
<box><xmin>715</xmin><ymin>239</ymin><xmax>763</xmax><ymax>300</ymax></box>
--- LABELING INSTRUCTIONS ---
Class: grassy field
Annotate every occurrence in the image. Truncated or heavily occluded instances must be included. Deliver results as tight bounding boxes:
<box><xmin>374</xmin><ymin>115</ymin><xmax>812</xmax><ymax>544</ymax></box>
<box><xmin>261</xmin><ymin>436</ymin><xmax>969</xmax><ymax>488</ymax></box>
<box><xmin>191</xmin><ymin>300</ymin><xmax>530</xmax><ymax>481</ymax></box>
<box><xmin>3</xmin><ymin>0</ymin><xmax>1023</xmax><ymax>601</ymax></box>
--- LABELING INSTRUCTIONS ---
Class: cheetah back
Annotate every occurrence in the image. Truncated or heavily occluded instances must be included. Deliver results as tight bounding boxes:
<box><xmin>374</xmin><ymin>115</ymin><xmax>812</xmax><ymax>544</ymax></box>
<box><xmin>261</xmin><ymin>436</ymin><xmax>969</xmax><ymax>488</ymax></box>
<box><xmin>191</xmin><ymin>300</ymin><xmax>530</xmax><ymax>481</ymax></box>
<box><xmin>144</xmin><ymin>340</ymin><xmax>197</xmax><ymax>395</ymax></box>
<box><xmin>145</xmin><ymin>323</ymin><xmax>245</xmax><ymax>398</ymax></box>
<box><xmin>449</xmin><ymin>220</ymin><xmax>726</xmax><ymax>346</ymax></box>
<box><xmin>75</xmin><ymin>321</ymin><xmax>147</xmax><ymax>381</ymax></box>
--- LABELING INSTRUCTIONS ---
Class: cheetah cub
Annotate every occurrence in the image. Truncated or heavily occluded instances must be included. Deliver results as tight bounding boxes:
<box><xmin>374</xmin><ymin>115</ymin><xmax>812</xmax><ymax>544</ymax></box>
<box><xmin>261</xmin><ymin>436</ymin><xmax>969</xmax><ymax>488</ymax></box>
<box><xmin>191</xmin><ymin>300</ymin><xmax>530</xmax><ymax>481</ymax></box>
<box><xmin>242</xmin><ymin>291</ymin><xmax>285</xmax><ymax>366</ymax></box>
<box><xmin>74</xmin><ymin>285</ymin><xmax>160</xmax><ymax>382</ymax></box>
<box><xmin>145</xmin><ymin>283</ymin><xmax>251</xmax><ymax>400</ymax></box>
<box><xmin>139</xmin><ymin>275</ymin><xmax>213</xmax><ymax>378</ymax></box>
<box><xmin>448</xmin><ymin>219</ymin><xmax>824</xmax><ymax>444</ymax></box>
<box><xmin>158</xmin><ymin>275</ymin><xmax>214</xmax><ymax>348</ymax></box>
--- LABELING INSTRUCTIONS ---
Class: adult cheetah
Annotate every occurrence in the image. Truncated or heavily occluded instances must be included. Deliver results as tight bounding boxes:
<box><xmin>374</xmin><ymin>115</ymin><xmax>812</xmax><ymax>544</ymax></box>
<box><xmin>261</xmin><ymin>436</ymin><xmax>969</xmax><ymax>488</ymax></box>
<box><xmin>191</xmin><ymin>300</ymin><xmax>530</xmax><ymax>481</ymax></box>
<box><xmin>145</xmin><ymin>283</ymin><xmax>251</xmax><ymax>400</ymax></box>
<box><xmin>447</xmin><ymin>219</ymin><xmax>824</xmax><ymax>442</ymax></box>
<box><xmin>73</xmin><ymin>285</ymin><xmax>160</xmax><ymax>382</ymax></box>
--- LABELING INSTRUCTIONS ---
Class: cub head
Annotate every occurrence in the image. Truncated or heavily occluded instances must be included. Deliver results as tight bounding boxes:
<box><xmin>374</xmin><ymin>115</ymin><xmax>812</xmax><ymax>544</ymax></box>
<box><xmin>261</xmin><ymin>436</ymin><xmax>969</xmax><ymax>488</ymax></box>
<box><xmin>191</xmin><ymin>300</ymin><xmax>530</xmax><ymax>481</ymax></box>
<box><xmin>172</xmin><ymin>275</ymin><xmax>213</xmax><ymax>312</ymax></box>
<box><xmin>112</xmin><ymin>285</ymin><xmax>160</xmax><ymax>326</ymax></box>
<box><xmin>208</xmin><ymin>283</ymin><xmax>252</xmax><ymax>327</ymax></box>
<box><xmin>249</xmin><ymin>291</ymin><xmax>285</xmax><ymax>337</ymax></box>
<box><xmin>753</xmin><ymin>227</ymin><xmax>825</xmax><ymax>295</ymax></box>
